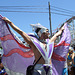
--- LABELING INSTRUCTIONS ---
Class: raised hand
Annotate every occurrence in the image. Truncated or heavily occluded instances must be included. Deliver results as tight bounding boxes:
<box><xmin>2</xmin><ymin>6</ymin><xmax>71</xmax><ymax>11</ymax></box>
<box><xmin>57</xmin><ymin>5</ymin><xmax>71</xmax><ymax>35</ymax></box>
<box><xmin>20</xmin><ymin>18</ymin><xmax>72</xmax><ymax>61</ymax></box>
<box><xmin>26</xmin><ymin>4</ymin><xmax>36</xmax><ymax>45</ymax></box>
<box><xmin>2</xmin><ymin>17</ymin><xmax>11</xmax><ymax>23</ymax></box>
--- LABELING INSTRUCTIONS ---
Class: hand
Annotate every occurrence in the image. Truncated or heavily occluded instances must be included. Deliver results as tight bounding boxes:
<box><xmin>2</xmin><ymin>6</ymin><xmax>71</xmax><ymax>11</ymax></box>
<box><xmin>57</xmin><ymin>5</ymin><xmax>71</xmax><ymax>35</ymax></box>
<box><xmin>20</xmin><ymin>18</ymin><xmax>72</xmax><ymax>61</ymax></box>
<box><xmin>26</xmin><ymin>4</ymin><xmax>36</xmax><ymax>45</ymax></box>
<box><xmin>2</xmin><ymin>17</ymin><xmax>11</xmax><ymax>23</ymax></box>
<box><xmin>56</xmin><ymin>26</ymin><xmax>64</xmax><ymax>37</ymax></box>
<box><xmin>60</xmin><ymin>26</ymin><xmax>64</xmax><ymax>31</ymax></box>
<box><xmin>71</xmin><ymin>16</ymin><xmax>75</xmax><ymax>19</ymax></box>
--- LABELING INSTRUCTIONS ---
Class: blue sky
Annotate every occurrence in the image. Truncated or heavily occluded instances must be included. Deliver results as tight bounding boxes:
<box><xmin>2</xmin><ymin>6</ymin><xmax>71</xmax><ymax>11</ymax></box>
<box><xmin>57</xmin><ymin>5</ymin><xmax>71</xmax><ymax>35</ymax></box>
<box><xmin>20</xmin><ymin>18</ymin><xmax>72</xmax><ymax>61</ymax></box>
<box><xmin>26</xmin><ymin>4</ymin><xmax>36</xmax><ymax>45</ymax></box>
<box><xmin>0</xmin><ymin>0</ymin><xmax>75</xmax><ymax>37</ymax></box>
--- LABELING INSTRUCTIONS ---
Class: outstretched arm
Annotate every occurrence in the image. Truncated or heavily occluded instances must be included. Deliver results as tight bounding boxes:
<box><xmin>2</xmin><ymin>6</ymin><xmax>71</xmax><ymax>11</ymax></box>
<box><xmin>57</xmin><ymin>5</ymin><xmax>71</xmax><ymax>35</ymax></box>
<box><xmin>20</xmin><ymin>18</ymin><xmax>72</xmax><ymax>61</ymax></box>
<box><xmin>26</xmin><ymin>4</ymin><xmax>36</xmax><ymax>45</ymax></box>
<box><xmin>2</xmin><ymin>17</ymin><xmax>33</xmax><ymax>46</ymax></box>
<box><xmin>50</xmin><ymin>26</ymin><xmax>64</xmax><ymax>42</ymax></box>
<box><xmin>50</xmin><ymin>16</ymin><xmax>75</xmax><ymax>42</ymax></box>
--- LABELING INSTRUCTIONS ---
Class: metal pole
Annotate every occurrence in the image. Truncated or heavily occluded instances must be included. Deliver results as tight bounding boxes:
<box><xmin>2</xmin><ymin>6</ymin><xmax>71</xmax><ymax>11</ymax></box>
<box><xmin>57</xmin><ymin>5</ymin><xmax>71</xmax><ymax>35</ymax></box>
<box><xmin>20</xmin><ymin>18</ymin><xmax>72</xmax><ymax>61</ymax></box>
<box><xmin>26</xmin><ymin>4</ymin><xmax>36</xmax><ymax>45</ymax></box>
<box><xmin>48</xmin><ymin>2</ymin><xmax>52</xmax><ymax>37</ymax></box>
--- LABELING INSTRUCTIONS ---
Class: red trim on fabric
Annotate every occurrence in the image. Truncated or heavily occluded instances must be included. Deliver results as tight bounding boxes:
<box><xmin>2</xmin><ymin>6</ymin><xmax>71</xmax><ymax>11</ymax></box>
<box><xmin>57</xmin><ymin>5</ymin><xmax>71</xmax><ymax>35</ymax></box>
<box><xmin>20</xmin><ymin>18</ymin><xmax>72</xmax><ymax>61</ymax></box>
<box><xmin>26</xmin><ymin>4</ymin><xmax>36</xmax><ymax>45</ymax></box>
<box><xmin>1</xmin><ymin>35</ymin><xmax>69</xmax><ymax>59</ymax></box>
<box><xmin>15</xmin><ymin>39</ymin><xmax>30</xmax><ymax>49</ymax></box>
<box><xmin>0</xmin><ymin>34</ymin><xmax>30</xmax><ymax>49</ymax></box>
<box><xmin>52</xmin><ymin>41</ymin><xmax>70</xmax><ymax>61</ymax></box>
<box><xmin>0</xmin><ymin>35</ymin><xmax>14</xmax><ymax>41</ymax></box>
<box><xmin>3</xmin><ymin>48</ymin><xmax>34</xmax><ymax>58</ymax></box>
<box><xmin>52</xmin><ymin>52</ymin><xmax>66</xmax><ymax>61</ymax></box>
<box><xmin>54</xmin><ymin>41</ymin><xmax>70</xmax><ymax>47</ymax></box>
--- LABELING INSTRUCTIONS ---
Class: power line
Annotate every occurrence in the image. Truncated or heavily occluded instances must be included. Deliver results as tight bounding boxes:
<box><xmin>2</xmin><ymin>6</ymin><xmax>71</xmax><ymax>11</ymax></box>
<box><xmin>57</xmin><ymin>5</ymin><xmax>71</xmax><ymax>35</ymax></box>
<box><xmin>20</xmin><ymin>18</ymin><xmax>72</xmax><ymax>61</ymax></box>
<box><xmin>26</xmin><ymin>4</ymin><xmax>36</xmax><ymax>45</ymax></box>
<box><xmin>0</xmin><ymin>5</ymin><xmax>75</xmax><ymax>13</ymax></box>
<box><xmin>51</xmin><ymin>5</ymin><xmax>75</xmax><ymax>13</ymax></box>
<box><xmin>0</xmin><ymin>5</ymin><xmax>75</xmax><ymax>15</ymax></box>
<box><xmin>51</xmin><ymin>8</ymin><xmax>75</xmax><ymax>15</ymax></box>
<box><xmin>51</xmin><ymin>11</ymin><xmax>73</xmax><ymax>16</ymax></box>
<box><xmin>0</xmin><ymin>10</ymin><xmax>48</xmax><ymax>13</ymax></box>
<box><xmin>0</xmin><ymin>7</ymin><xmax>48</xmax><ymax>10</ymax></box>
<box><xmin>0</xmin><ymin>7</ymin><xmax>74</xmax><ymax>16</ymax></box>
<box><xmin>0</xmin><ymin>10</ymin><xmax>73</xmax><ymax>16</ymax></box>
<box><xmin>0</xmin><ymin>5</ymin><xmax>47</xmax><ymax>7</ymax></box>
<box><xmin>0</xmin><ymin>5</ymin><xmax>75</xmax><ymax>16</ymax></box>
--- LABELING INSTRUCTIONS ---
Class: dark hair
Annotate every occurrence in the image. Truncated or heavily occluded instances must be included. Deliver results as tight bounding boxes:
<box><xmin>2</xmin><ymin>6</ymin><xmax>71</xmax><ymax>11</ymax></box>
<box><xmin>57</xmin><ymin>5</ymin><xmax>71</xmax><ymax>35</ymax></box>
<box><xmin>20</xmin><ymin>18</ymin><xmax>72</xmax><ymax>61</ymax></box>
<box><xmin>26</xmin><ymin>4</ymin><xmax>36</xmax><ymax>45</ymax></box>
<box><xmin>71</xmin><ymin>44</ymin><xmax>75</xmax><ymax>50</ymax></box>
<box><xmin>73</xmin><ymin>46</ymin><xmax>75</xmax><ymax>50</ymax></box>
<box><xmin>35</xmin><ymin>28</ymin><xmax>41</xmax><ymax>34</ymax></box>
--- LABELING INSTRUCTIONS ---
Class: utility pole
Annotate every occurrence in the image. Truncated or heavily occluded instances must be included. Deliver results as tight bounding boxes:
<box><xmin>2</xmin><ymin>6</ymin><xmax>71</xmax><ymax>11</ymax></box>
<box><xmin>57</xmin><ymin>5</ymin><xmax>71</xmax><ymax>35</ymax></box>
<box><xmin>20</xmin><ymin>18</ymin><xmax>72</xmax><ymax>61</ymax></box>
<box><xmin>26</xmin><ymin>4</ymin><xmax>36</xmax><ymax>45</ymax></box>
<box><xmin>48</xmin><ymin>2</ymin><xmax>52</xmax><ymax>37</ymax></box>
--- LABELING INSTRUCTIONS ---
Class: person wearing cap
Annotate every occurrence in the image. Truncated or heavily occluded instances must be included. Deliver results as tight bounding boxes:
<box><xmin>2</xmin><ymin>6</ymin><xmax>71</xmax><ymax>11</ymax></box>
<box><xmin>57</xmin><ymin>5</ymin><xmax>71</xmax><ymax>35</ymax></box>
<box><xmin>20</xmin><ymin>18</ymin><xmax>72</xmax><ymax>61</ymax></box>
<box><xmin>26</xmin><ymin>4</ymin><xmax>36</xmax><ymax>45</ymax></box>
<box><xmin>2</xmin><ymin>17</ymin><xmax>65</xmax><ymax>75</ymax></box>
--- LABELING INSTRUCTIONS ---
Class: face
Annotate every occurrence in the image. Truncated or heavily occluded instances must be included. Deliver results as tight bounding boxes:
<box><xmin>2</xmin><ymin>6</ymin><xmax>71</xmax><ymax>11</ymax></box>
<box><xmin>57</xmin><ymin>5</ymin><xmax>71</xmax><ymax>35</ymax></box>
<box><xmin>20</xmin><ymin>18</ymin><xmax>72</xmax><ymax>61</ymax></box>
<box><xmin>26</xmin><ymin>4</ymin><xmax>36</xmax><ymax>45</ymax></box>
<box><xmin>41</xmin><ymin>29</ymin><xmax>50</xmax><ymax>39</ymax></box>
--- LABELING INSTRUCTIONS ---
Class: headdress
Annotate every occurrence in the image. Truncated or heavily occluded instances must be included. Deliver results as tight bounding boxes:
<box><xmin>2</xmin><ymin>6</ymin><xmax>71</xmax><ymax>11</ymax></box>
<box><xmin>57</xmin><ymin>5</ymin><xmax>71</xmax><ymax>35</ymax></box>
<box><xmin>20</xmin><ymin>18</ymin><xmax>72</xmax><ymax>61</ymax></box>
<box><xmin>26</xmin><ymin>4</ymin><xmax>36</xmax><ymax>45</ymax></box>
<box><xmin>30</xmin><ymin>23</ymin><xmax>48</xmax><ymax>37</ymax></box>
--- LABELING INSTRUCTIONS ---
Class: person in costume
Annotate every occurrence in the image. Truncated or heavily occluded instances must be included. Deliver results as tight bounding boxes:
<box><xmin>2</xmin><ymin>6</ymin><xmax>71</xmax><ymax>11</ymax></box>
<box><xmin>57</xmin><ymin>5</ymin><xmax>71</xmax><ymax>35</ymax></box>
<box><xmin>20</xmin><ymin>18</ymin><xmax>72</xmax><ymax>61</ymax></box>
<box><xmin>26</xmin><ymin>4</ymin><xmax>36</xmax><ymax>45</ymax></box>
<box><xmin>2</xmin><ymin>17</ymin><xmax>65</xmax><ymax>75</ymax></box>
<box><xmin>63</xmin><ymin>47</ymin><xmax>73</xmax><ymax>75</ymax></box>
<box><xmin>2</xmin><ymin>16</ymin><xmax>74</xmax><ymax>75</ymax></box>
<box><xmin>71</xmin><ymin>45</ymin><xmax>75</xmax><ymax>75</ymax></box>
<box><xmin>67</xmin><ymin>47</ymin><xmax>73</xmax><ymax>75</ymax></box>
